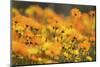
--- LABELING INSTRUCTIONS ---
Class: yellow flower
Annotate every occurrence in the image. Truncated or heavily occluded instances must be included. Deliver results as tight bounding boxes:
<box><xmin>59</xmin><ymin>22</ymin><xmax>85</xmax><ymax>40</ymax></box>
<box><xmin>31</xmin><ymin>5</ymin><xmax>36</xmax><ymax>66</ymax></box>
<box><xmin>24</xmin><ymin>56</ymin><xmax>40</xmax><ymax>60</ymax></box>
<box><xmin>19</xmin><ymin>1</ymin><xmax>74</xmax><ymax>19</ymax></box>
<box><xmin>75</xmin><ymin>58</ymin><xmax>81</xmax><ymax>62</ymax></box>
<box><xmin>64</xmin><ymin>44</ymin><xmax>71</xmax><ymax>49</ymax></box>
<box><xmin>42</xmin><ymin>42</ymin><xmax>62</xmax><ymax>57</ymax></box>
<box><xmin>63</xmin><ymin>52</ymin><xmax>69</xmax><ymax>57</ymax></box>
<box><xmin>73</xmin><ymin>50</ymin><xmax>79</xmax><ymax>55</ymax></box>
<box><xmin>86</xmin><ymin>56</ymin><xmax>92</xmax><ymax>61</ymax></box>
<box><xmin>38</xmin><ymin>57</ymin><xmax>43</xmax><ymax>62</ymax></box>
<box><xmin>28</xmin><ymin>47</ymin><xmax>39</xmax><ymax>55</ymax></box>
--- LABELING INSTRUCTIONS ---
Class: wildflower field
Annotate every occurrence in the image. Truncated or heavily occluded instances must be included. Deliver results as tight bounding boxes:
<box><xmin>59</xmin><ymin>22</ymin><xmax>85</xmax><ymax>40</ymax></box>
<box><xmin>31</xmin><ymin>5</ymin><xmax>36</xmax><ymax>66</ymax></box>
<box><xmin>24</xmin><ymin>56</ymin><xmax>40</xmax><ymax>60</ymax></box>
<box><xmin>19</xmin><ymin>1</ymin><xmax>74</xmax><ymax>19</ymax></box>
<box><xmin>11</xmin><ymin>1</ymin><xmax>96</xmax><ymax>66</ymax></box>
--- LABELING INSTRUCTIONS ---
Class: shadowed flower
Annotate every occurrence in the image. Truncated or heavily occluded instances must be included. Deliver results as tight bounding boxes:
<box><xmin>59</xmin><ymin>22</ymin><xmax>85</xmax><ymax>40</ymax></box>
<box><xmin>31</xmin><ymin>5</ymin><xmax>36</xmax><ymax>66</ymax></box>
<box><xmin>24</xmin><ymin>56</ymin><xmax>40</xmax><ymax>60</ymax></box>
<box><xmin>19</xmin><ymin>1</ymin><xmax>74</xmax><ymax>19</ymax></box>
<box><xmin>25</xmin><ymin>5</ymin><xmax>43</xmax><ymax>18</ymax></box>
<box><xmin>89</xmin><ymin>10</ymin><xmax>96</xmax><ymax>17</ymax></box>
<box><xmin>44</xmin><ymin>8</ymin><xmax>57</xmax><ymax>18</ymax></box>
<box><xmin>12</xmin><ymin>8</ymin><xmax>21</xmax><ymax>17</ymax></box>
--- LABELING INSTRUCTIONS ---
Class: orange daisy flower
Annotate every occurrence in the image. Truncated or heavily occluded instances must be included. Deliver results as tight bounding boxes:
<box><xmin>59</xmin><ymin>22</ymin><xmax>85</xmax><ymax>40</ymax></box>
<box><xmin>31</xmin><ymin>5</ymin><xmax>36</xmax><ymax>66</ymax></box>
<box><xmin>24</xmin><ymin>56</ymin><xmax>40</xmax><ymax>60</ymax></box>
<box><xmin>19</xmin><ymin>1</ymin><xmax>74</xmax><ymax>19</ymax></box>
<box><xmin>70</xmin><ymin>8</ymin><xmax>82</xmax><ymax>19</ymax></box>
<box><xmin>78</xmin><ymin>41</ymin><xmax>91</xmax><ymax>51</ymax></box>
<box><xmin>12</xmin><ymin>41</ymin><xmax>31</xmax><ymax>58</ymax></box>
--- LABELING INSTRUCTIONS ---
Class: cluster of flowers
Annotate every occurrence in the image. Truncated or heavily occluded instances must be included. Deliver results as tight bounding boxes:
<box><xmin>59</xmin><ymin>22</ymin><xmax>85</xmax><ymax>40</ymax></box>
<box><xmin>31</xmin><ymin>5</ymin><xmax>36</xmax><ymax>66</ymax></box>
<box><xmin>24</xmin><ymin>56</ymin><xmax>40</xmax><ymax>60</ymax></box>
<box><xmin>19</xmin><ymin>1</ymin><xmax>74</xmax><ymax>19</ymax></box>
<box><xmin>12</xmin><ymin>5</ymin><xmax>96</xmax><ymax>65</ymax></box>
